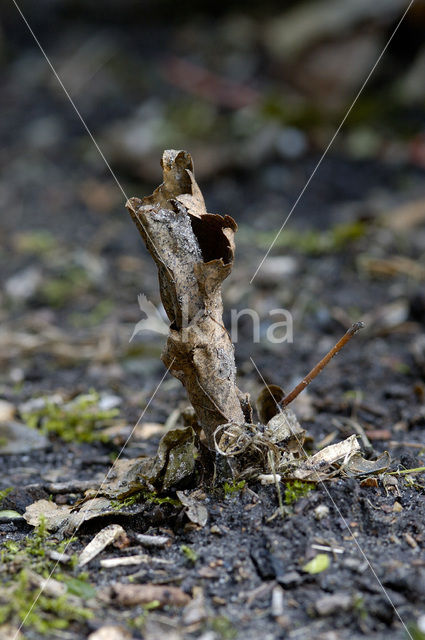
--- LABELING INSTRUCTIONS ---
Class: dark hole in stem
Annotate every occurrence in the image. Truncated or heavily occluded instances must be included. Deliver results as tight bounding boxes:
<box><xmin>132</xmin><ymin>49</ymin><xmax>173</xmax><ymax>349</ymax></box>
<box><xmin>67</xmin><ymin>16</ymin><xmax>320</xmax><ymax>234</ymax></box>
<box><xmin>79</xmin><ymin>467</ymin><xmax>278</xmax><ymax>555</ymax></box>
<box><xmin>189</xmin><ymin>213</ymin><xmax>237</xmax><ymax>264</ymax></box>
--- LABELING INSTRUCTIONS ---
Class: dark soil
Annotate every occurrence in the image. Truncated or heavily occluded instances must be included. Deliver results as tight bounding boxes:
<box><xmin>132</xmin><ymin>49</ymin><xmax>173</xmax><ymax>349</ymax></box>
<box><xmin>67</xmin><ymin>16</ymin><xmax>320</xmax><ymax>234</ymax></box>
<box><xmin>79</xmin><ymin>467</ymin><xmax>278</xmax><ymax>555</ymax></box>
<box><xmin>1</xmin><ymin>4</ymin><xmax>425</xmax><ymax>640</ymax></box>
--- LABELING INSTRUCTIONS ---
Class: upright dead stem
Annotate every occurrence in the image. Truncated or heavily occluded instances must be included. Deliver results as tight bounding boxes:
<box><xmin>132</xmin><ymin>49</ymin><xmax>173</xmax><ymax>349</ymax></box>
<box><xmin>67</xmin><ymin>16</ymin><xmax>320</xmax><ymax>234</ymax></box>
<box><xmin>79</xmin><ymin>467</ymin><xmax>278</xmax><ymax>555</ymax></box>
<box><xmin>126</xmin><ymin>150</ymin><xmax>250</xmax><ymax>448</ymax></box>
<box><xmin>125</xmin><ymin>151</ymin><xmax>369</xmax><ymax>484</ymax></box>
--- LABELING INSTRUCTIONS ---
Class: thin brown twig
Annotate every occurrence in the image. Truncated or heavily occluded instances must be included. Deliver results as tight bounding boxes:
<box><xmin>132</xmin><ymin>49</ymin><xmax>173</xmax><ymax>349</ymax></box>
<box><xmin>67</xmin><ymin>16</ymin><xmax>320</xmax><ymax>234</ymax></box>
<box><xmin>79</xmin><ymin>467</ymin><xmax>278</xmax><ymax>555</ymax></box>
<box><xmin>281</xmin><ymin>322</ymin><xmax>365</xmax><ymax>408</ymax></box>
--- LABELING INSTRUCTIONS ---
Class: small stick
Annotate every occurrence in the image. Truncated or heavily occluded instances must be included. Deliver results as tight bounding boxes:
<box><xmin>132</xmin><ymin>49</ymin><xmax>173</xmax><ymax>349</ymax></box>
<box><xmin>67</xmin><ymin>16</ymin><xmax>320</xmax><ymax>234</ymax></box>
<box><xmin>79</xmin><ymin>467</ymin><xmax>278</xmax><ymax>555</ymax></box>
<box><xmin>281</xmin><ymin>322</ymin><xmax>365</xmax><ymax>408</ymax></box>
<box><xmin>387</xmin><ymin>466</ymin><xmax>425</xmax><ymax>476</ymax></box>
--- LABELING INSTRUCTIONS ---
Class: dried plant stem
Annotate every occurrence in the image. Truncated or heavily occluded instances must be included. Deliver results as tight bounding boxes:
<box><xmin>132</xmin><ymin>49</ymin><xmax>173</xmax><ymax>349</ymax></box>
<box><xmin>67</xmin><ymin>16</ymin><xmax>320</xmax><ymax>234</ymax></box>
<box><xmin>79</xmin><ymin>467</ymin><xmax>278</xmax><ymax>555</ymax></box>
<box><xmin>388</xmin><ymin>467</ymin><xmax>425</xmax><ymax>476</ymax></box>
<box><xmin>281</xmin><ymin>322</ymin><xmax>365</xmax><ymax>408</ymax></box>
<box><xmin>126</xmin><ymin>150</ymin><xmax>248</xmax><ymax>449</ymax></box>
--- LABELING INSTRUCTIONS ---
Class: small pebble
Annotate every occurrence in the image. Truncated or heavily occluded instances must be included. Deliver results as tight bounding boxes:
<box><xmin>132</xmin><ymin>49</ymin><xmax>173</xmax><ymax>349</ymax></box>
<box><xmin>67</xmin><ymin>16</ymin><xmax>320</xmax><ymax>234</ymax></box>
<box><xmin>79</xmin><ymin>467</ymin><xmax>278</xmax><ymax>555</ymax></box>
<box><xmin>314</xmin><ymin>505</ymin><xmax>330</xmax><ymax>520</ymax></box>
<box><xmin>0</xmin><ymin>400</ymin><xmax>15</xmax><ymax>422</ymax></box>
<box><xmin>210</xmin><ymin>525</ymin><xmax>222</xmax><ymax>535</ymax></box>
<box><xmin>278</xmin><ymin>571</ymin><xmax>302</xmax><ymax>587</ymax></box>
<box><xmin>49</xmin><ymin>550</ymin><xmax>72</xmax><ymax>564</ymax></box>
<box><xmin>393</xmin><ymin>501</ymin><xmax>403</xmax><ymax>513</ymax></box>
<box><xmin>315</xmin><ymin>593</ymin><xmax>353</xmax><ymax>616</ymax></box>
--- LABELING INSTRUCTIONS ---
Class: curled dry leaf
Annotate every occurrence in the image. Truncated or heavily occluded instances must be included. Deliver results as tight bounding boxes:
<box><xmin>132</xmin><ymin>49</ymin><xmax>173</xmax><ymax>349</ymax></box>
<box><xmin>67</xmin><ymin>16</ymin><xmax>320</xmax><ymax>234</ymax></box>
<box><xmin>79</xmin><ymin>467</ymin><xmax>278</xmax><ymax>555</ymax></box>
<box><xmin>256</xmin><ymin>384</ymin><xmax>285</xmax><ymax>424</ymax></box>
<box><xmin>151</xmin><ymin>426</ymin><xmax>196</xmax><ymax>490</ymax></box>
<box><xmin>344</xmin><ymin>451</ymin><xmax>391</xmax><ymax>476</ymax></box>
<box><xmin>177</xmin><ymin>490</ymin><xmax>208</xmax><ymax>527</ymax></box>
<box><xmin>126</xmin><ymin>150</ymin><xmax>249</xmax><ymax>449</ymax></box>
<box><xmin>291</xmin><ymin>434</ymin><xmax>361</xmax><ymax>481</ymax></box>
<box><xmin>264</xmin><ymin>410</ymin><xmax>305</xmax><ymax>452</ymax></box>
<box><xmin>95</xmin><ymin>426</ymin><xmax>197</xmax><ymax>497</ymax></box>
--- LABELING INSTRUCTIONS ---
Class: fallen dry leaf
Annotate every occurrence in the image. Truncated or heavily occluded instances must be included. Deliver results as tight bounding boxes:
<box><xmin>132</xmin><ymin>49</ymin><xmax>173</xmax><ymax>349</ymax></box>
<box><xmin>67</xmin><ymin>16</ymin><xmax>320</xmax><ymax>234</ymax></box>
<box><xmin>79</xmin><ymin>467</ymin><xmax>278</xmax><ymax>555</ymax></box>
<box><xmin>291</xmin><ymin>435</ymin><xmax>361</xmax><ymax>481</ymax></box>
<box><xmin>23</xmin><ymin>499</ymin><xmax>71</xmax><ymax>531</ymax></box>
<box><xmin>177</xmin><ymin>490</ymin><xmax>208</xmax><ymax>527</ymax></box>
<box><xmin>23</xmin><ymin>497</ymin><xmax>133</xmax><ymax>534</ymax></box>
<box><xmin>344</xmin><ymin>451</ymin><xmax>391</xmax><ymax>476</ymax></box>
<box><xmin>151</xmin><ymin>426</ymin><xmax>197</xmax><ymax>490</ymax></box>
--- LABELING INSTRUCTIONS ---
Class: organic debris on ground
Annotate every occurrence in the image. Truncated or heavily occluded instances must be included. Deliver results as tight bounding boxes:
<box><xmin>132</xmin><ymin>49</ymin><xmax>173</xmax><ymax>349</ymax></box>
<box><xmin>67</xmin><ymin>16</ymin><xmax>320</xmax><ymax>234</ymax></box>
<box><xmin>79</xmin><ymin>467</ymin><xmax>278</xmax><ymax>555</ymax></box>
<box><xmin>1</xmin><ymin>10</ymin><xmax>425</xmax><ymax>632</ymax></box>
<box><xmin>18</xmin><ymin>152</ymin><xmax>393</xmax><ymax>540</ymax></box>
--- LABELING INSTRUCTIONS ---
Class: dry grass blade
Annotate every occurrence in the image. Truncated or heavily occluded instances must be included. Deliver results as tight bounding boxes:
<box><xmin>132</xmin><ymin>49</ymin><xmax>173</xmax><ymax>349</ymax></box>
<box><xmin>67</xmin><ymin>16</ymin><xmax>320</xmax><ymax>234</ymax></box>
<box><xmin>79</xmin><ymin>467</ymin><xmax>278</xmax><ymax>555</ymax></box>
<box><xmin>281</xmin><ymin>322</ymin><xmax>365</xmax><ymax>408</ymax></box>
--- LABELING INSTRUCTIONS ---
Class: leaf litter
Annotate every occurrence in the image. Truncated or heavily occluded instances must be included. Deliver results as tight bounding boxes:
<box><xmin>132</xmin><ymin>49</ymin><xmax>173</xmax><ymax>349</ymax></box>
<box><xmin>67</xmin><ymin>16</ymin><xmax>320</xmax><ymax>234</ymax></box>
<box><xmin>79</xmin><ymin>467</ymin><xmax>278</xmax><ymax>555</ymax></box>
<box><xmin>14</xmin><ymin>149</ymin><xmax>414</xmax><ymax>640</ymax></box>
<box><xmin>22</xmin><ymin>151</ymin><xmax>391</xmax><ymax>536</ymax></box>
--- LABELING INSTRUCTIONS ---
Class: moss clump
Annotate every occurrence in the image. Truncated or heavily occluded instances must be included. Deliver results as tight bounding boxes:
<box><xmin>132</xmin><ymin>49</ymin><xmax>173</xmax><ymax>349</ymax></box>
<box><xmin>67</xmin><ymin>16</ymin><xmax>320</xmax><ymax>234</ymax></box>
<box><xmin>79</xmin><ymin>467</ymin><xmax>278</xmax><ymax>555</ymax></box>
<box><xmin>25</xmin><ymin>512</ymin><xmax>50</xmax><ymax>558</ymax></box>
<box><xmin>14</xmin><ymin>230</ymin><xmax>58</xmax><ymax>256</ymax></box>
<box><xmin>22</xmin><ymin>391</ymin><xmax>119</xmax><ymax>443</ymax></box>
<box><xmin>145</xmin><ymin>491</ymin><xmax>180</xmax><ymax>506</ymax></box>
<box><xmin>1</xmin><ymin>515</ymin><xmax>77</xmax><ymax>576</ymax></box>
<box><xmin>0</xmin><ymin>487</ymin><xmax>13</xmax><ymax>505</ymax></box>
<box><xmin>0</xmin><ymin>518</ymin><xmax>94</xmax><ymax>634</ymax></box>
<box><xmin>128</xmin><ymin>600</ymin><xmax>161</xmax><ymax>630</ymax></box>
<box><xmin>209</xmin><ymin>616</ymin><xmax>238</xmax><ymax>640</ymax></box>
<box><xmin>111</xmin><ymin>489</ymin><xmax>180</xmax><ymax>510</ymax></box>
<box><xmin>181</xmin><ymin>544</ymin><xmax>198</xmax><ymax>564</ymax></box>
<box><xmin>223</xmin><ymin>480</ymin><xmax>246</xmax><ymax>496</ymax></box>
<box><xmin>40</xmin><ymin>265</ymin><xmax>91</xmax><ymax>307</ymax></box>
<box><xmin>239</xmin><ymin>220</ymin><xmax>367</xmax><ymax>256</ymax></box>
<box><xmin>0</xmin><ymin>570</ymin><xmax>93</xmax><ymax>634</ymax></box>
<box><xmin>110</xmin><ymin>492</ymin><xmax>144</xmax><ymax>510</ymax></box>
<box><xmin>284</xmin><ymin>480</ymin><xmax>315</xmax><ymax>505</ymax></box>
<box><xmin>69</xmin><ymin>299</ymin><xmax>114</xmax><ymax>328</ymax></box>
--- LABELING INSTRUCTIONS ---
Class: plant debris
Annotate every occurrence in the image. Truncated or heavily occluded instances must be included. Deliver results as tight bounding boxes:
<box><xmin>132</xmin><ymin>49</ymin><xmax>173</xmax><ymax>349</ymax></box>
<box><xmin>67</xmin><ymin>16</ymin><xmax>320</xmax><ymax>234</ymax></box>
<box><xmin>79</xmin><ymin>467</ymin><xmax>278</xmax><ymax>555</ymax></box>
<box><xmin>302</xmin><ymin>553</ymin><xmax>330</xmax><ymax>575</ymax></box>
<box><xmin>100</xmin><ymin>555</ymin><xmax>172</xmax><ymax>568</ymax></box>
<box><xmin>126</xmin><ymin>149</ymin><xmax>247</xmax><ymax>451</ymax></box>
<box><xmin>176</xmin><ymin>490</ymin><xmax>208</xmax><ymax>527</ymax></box>
<box><xmin>104</xmin><ymin>583</ymin><xmax>190</xmax><ymax>607</ymax></box>
<box><xmin>78</xmin><ymin>524</ymin><xmax>127</xmax><ymax>567</ymax></box>
<box><xmin>2</xmin><ymin>9</ymin><xmax>425</xmax><ymax>640</ymax></box>
<box><xmin>124</xmin><ymin>150</ymin><xmax>370</xmax><ymax>486</ymax></box>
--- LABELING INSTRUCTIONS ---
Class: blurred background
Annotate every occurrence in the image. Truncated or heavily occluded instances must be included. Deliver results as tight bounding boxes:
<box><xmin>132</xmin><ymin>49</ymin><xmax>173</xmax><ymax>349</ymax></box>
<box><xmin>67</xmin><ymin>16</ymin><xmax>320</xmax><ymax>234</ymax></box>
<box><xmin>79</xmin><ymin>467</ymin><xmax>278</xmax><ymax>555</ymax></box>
<box><xmin>1</xmin><ymin>0</ymin><xmax>425</xmax><ymax>453</ymax></box>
